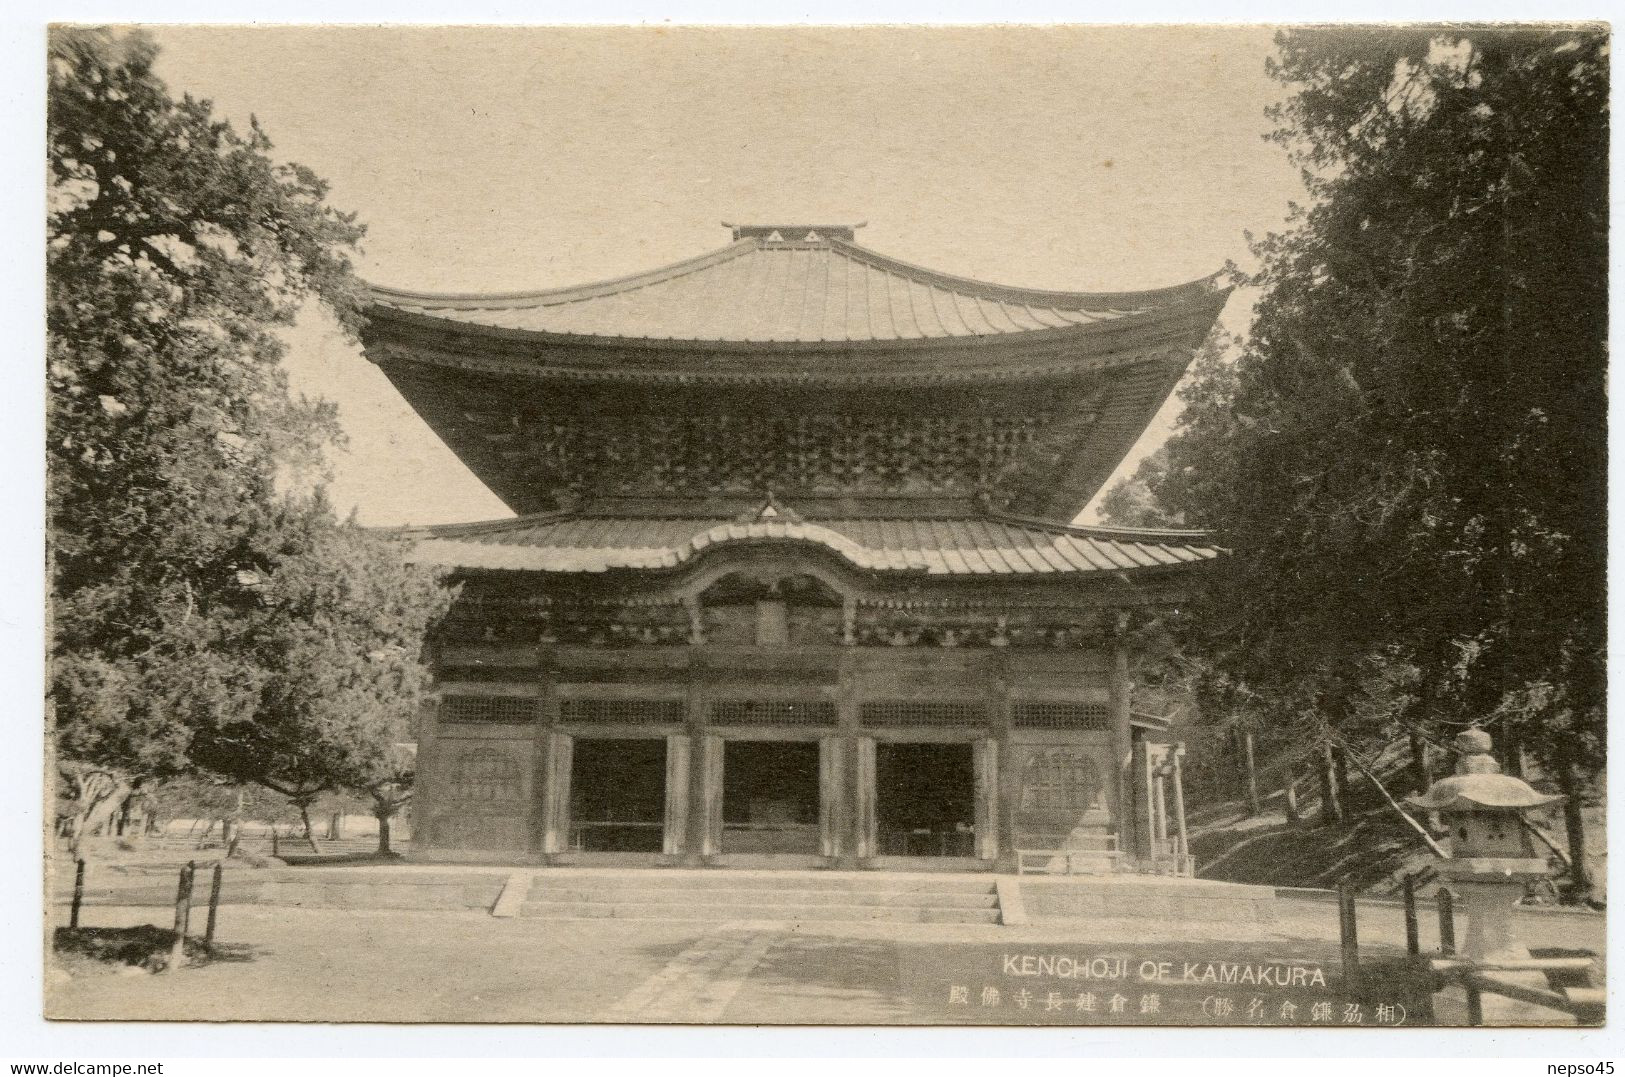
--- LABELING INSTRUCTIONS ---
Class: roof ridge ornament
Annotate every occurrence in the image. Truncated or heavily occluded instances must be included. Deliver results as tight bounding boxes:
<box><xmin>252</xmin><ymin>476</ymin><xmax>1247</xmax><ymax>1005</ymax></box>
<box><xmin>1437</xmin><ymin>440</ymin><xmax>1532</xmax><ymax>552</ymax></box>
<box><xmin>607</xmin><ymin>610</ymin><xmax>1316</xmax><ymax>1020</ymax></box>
<box><xmin>738</xmin><ymin>491</ymin><xmax>801</xmax><ymax>524</ymax></box>
<box><xmin>730</xmin><ymin>223</ymin><xmax>859</xmax><ymax>243</ymax></box>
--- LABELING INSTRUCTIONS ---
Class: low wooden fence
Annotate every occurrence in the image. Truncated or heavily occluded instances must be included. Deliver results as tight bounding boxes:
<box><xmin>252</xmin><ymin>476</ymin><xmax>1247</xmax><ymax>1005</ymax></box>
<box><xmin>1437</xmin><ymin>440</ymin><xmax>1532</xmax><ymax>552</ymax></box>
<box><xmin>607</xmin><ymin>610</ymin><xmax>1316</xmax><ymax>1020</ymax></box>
<box><xmin>62</xmin><ymin>858</ymin><xmax>228</xmax><ymax>973</ymax></box>
<box><xmin>1335</xmin><ymin>874</ymin><xmax>1603</xmax><ymax>1025</ymax></box>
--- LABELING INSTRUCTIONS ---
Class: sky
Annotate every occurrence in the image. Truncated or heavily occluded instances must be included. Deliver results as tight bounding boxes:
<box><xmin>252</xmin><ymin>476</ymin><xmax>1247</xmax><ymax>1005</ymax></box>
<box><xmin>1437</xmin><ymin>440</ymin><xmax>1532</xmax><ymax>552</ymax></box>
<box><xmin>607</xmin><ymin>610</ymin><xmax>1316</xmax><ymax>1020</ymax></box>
<box><xmin>147</xmin><ymin>25</ymin><xmax>1308</xmax><ymax>526</ymax></box>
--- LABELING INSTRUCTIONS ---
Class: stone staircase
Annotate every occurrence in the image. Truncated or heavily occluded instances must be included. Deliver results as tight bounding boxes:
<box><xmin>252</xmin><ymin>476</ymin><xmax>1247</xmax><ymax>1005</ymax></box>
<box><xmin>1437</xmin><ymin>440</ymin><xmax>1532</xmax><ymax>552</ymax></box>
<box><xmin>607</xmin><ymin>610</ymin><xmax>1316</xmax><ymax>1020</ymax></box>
<box><xmin>517</xmin><ymin>870</ymin><xmax>1003</xmax><ymax>924</ymax></box>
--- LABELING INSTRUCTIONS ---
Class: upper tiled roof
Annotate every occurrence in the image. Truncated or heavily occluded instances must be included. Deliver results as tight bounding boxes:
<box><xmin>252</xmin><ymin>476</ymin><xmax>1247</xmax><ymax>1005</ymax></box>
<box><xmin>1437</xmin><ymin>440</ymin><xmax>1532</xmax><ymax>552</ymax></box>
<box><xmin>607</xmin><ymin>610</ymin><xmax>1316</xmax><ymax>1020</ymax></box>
<box><xmin>406</xmin><ymin>510</ymin><xmax>1220</xmax><ymax>577</ymax></box>
<box><xmin>368</xmin><ymin>230</ymin><xmax>1220</xmax><ymax>346</ymax></box>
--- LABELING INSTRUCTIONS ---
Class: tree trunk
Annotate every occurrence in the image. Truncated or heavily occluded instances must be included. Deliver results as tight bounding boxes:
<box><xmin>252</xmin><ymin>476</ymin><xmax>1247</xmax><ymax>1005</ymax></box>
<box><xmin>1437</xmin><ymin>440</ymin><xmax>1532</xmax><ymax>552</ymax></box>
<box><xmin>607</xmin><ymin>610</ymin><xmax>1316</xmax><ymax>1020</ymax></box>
<box><xmin>1283</xmin><ymin>768</ymin><xmax>1301</xmax><ymax>825</ymax></box>
<box><xmin>1345</xmin><ymin>743</ymin><xmax>1450</xmax><ymax>858</ymax></box>
<box><xmin>1331</xmin><ymin>744</ymin><xmax>1352</xmax><ymax>808</ymax></box>
<box><xmin>1499</xmin><ymin>719</ymin><xmax>1525</xmax><ymax>778</ymax></box>
<box><xmin>1319</xmin><ymin>745</ymin><xmax>1344</xmax><ymax>825</ymax></box>
<box><xmin>224</xmin><ymin>788</ymin><xmax>244</xmax><ymax>859</ymax></box>
<box><xmin>375</xmin><ymin>806</ymin><xmax>393</xmax><ymax>857</ymax></box>
<box><xmin>1408</xmin><ymin>727</ymin><xmax>1432</xmax><ymax>793</ymax></box>
<box><xmin>297</xmin><ymin>802</ymin><xmax>321</xmax><ymax>854</ymax></box>
<box><xmin>66</xmin><ymin>774</ymin><xmax>121</xmax><ymax>860</ymax></box>
<box><xmin>1556</xmin><ymin>761</ymin><xmax>1593</xmax><ymax>903</ymax></box>
<box><xmin>1241</xmin><ymin>732</ymin><xmax>1262</xmax><ymax>817</ymax></box>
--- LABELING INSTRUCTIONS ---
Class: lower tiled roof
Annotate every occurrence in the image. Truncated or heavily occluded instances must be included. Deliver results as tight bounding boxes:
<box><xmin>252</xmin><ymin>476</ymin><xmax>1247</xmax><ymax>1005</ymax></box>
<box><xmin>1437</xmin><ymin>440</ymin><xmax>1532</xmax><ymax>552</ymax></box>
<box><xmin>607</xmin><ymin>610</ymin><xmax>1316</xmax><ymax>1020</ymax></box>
<box><xmin>407</xmin><ymin>512</ymin><xmax>1219</xmax><ymax>577</ymax></box>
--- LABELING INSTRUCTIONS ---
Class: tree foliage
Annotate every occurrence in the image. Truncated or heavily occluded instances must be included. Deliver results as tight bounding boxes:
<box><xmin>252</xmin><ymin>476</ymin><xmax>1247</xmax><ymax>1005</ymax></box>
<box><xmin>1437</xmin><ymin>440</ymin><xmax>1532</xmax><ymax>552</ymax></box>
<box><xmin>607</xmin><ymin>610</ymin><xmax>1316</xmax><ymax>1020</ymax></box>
<box><xmin>185</xmin><ymin>495</ymin><xmax>451</xmax><ymax>830</ymax></box>
<box><xmin>47</xmin><ymin>28</ymin><xmax>450</xmax><ymax>841</ymax></box>
<box><xmin>1102</xmin><ymin>27</ymin><xmax>1607</xmax><ymax>892</ymax></box>
<box><xmin>1096</xmin><ymin>328</ymin><xmax>1238</xmax><ymax>531</ymax></box>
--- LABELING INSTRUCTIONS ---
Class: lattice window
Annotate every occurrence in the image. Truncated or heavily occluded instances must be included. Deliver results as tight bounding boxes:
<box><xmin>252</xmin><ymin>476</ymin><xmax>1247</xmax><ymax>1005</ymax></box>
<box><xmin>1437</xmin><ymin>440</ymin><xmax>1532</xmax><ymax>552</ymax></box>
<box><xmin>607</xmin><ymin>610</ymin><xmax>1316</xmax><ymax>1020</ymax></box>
<box><xmin>1018</xmin><ymin>749</ymin><xmax>1105</xmax><ymax>812</ymax></box>
<box><xmin>859</xmin><ymin>701</ymin><xmax>988</xmax><ymax>727</ymax></box>
<box><xmin>515</xmin><ymin>412</ymin><xmax>1047</xmax><ymax>497</ymax></box>
<box><xmin>446</xmin><ymin>749</ymin><xmax>523</xmax><ymax>803</ymax></box>
<box><xmin>1012</xmin><ymin>702</ymin><xmax>1110</xmax><ymax>730</ymax></box>
<box><xmin>439</xmin><ymin>695</ymin><xmax>541</xmax><ymax>724</ymax></box>
<box><xmin>558</xmin><ymin>699</ymin><xmax>686</xmax><ymax>724</ymax></box>
<box><xmin>710</xmin><ymin>700</ymin><xmax>837</xmax><ymax>726</ymax></box>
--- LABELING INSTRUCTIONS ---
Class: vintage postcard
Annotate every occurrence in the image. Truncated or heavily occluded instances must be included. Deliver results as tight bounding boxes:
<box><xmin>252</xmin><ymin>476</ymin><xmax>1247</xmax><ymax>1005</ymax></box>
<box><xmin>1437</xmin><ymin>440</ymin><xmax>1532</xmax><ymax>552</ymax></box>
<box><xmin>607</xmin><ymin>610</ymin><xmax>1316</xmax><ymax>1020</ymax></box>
<box><xmin>41</xmin><ymin>23</ymin><xmax>1606</xmax><ymax>1032</ymax></box>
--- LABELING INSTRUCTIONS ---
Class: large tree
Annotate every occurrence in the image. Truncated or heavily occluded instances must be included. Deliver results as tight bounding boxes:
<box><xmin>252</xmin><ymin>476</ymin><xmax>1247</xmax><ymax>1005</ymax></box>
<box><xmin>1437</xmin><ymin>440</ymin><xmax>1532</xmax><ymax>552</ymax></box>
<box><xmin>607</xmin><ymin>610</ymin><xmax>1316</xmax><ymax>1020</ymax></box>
<box><xmin>47</xmin><ymin>29</ymin><xmax>448</xmax><ymax>852</ymax></box>
<box><xmin>185</xmin><ymin>495</ymin><xmax>451</xmax><ymax>853</ymax></box>
<box><xmin>1103</xmin><ymin>27</ymin><xmax>1606</xmax><ymax>897</ymax></box>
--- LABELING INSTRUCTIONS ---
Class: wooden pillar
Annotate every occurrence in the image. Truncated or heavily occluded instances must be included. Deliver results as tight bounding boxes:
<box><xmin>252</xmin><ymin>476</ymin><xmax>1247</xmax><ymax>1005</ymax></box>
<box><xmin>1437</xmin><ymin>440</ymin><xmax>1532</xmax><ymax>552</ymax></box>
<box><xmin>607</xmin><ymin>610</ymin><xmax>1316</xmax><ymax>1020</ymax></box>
<box><xmin>528</xmin><ymin>674</ymin><xmax>556</xmax><ymax>856</ymax></box>
<box><xmin>1170</xmin><ymin>744</ymin><xmax>1190</xmax><ymax>863</ymax></box>
<box><xmin>1153</xmin><ymin>769</ymin><xmax>1169</xmax><ymax>847</ymax></box>
<box><xmin>540</xmin><ymin>731</ymin><xmax>573</xmax><ymax>854</ymax></box>
<box><xmin>818</xmin><ymin>736</ymin><xmax>843</xmax><ymax>859</ymax></box>
<box><xmin>836</xmin><ymin>649</ymin><xmax>862</xmax><ymax>868</ymax></box>
<box><xmin>973</xmin><ymin>737</ymin><xmax>999</xmax><ymax>862</ymax></box>
<box><xmin>1108</xmin><ymin>632</ymin><xmax>1134</xmax><ymax>859</ymax></box>
<box><xmin>853</xmin><ymin>736</ymin><xmax>877</xmax><ymax>860</ymax></box>
<box><xmin>990</xmin><ymin>650</ymin><xmax>1016</xmax><ymax>871</ymax></box>
<box><xmin>1136</xmin><ymin>735</ymin><xmax>1156</xmax><ymax>861</ymax></box>
<box><xmin>683</xmin><ymin>661</ymin><xmax>709</xmax><ymax>866</ymax></box>
<box><xmin>663</xmin><ymin>734</ymin><xmax>691</xmax><ymax>856</ymax></box>
<box><xmin>697</xmin><ymin>734</ymin><xmax>724</xmax><ymax>858</ymax></box>
<box><xmin>684</xmin><ymin>596</ymin><xmax>705</xmax><ymax>646</ymax></box>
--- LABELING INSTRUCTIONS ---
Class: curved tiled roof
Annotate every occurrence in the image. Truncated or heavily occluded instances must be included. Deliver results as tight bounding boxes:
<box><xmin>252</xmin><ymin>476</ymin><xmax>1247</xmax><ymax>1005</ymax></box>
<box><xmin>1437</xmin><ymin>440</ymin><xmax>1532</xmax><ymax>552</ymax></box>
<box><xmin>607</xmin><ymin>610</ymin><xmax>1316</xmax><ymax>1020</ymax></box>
<box><xmin>406</xmin><ymin>511</ymin><xmax>1220</xmax><ymax>577</ymax></box>
<box><xmin>368</xmin><ymin>234</ymin><xmax>1221</xmax><ymax>345</ymax></box>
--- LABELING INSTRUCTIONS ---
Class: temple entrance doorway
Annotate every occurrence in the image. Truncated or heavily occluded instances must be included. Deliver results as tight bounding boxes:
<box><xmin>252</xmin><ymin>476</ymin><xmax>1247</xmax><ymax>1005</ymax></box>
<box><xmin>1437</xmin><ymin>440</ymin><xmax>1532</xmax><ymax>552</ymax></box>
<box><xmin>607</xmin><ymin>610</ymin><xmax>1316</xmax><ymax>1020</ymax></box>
<box><xmin>875</xmin><ymin>742</ymin><xmax>976</xmax><ymax>857</ymax></box>
<box><xmin>569</xmin><ymin>738</ymin><xmax>666</xmax><ymax>852</ymax></box>
<box><xmin>721</xmin><ymin>740</ymin><xmax>820</xmax><ymax>854</ymax></box>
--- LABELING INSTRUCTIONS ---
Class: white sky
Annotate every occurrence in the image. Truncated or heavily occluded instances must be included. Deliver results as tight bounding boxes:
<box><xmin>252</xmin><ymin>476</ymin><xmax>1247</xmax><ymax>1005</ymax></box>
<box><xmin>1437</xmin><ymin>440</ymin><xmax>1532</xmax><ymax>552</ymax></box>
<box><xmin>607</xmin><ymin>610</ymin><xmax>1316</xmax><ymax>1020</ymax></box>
<box><xmin>148</xmin><ymin>25</ymin><xmax>1307</xmax><ymax>526</ymax></box>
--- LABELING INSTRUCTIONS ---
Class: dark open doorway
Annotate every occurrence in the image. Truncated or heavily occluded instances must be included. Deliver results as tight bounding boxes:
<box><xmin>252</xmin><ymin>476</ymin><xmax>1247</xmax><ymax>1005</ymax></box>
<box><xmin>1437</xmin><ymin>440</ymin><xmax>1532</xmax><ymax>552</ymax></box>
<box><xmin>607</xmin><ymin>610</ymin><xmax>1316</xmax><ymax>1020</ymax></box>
<box><xmin>876</xmin><ymin>742</ymin><xmax>975</xmax><ymax>857</ymax></box>
<box><xmin>570</xmin><ymin>738</ymin><xmax>666</xmax><ymax>852</ymax></box>
<box><xmin>722</xmin><ymin>740</ymin><xmax>820</xmax><ymax>854</ymax></box>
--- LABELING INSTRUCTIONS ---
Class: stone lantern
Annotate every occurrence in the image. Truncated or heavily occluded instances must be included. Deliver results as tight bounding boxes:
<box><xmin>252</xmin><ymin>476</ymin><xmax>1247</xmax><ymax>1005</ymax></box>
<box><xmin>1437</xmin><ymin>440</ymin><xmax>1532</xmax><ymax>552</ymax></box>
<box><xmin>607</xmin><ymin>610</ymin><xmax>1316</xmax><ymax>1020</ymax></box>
<box><xmin>1407</xmin><ymin>728</ymin><xmax>1563</xmax><ymax>963</ymax></box>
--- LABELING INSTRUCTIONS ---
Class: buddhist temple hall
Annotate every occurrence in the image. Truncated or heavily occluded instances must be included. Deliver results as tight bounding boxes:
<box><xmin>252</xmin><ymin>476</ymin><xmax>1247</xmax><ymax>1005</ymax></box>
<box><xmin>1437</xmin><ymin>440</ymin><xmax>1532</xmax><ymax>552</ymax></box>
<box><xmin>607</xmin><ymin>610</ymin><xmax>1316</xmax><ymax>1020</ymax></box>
<box><xmin>359</xmin><ymin>223</ymin><xmax>1229</xmax><ymax>873</ymax></box>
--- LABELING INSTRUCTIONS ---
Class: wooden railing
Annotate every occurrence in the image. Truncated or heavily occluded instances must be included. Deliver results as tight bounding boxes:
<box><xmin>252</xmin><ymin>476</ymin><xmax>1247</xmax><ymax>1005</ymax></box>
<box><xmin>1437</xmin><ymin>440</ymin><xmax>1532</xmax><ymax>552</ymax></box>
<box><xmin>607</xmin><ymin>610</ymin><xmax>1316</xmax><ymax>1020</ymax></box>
<box><xmin>1335</xmin><ymin>875</ymin><xmax>1604</xmax><ymax>1026</ymax></box>
<box><xmin>1015</xmin><ymin>834</ymin><xmax>1123</xmax><ymax>876</ymax></box>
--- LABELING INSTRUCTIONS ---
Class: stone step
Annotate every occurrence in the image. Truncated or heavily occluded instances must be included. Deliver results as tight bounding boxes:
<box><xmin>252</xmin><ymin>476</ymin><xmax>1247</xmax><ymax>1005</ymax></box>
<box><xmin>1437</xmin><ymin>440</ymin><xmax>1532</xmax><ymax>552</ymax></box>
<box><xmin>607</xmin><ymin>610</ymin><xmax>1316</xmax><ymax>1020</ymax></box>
<box><xmin>517</xmin><ymin>900</ymin><xmax>1000</xmax><ymax>924</ymax></box>
<box><xmin>523</xmin><ymin>872</ymin><xmax>996</xmax><ymax>895</ymax></box>
<box><xmin>523</xmin><ymin>886</ymin><xmax>999</xmax><ymax>908</ymax></box>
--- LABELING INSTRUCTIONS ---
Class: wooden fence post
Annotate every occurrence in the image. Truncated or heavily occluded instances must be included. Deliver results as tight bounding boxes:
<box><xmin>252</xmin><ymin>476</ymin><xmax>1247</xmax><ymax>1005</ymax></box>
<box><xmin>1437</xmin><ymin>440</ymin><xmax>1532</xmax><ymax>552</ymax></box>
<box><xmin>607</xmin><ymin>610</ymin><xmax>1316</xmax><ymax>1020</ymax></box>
<box><xmin>1437</xmin><ymin>888</ymin><xmax>1457</xmax><ymax>955</ymax></box>
<box><xmin>1402</xmin><ymin>874</ymin><xmax>1420</xmax><ymax>956</ymax></box>
<box><xmin>70</xmin><ymin>858</ymin><xmax>86</xmax><ymax>930</ymax></box>
<box><xmin>204</xmin><ymin>861</ymin><xmax>224</xmax><ymax>949</ymax></box>
<box><xmin>167</xmin><ymin>861</ymin><xmax>194</xmax><ymax>973</ymax></box>
<box><xmin>1337</xmin><ymin>885</ymin><xmax>1361</xmax><ymax>994</ymax></box>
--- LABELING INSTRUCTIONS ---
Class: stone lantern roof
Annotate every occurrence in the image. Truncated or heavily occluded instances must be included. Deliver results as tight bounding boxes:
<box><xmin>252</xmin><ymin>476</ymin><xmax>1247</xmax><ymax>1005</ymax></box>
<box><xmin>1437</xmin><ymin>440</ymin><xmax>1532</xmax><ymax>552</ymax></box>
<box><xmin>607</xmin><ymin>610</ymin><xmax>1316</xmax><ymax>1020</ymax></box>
<box><xmin>1407</xmin><ymin>728</ymin><xmax>1564</xmax><ymax>813</ymax></box>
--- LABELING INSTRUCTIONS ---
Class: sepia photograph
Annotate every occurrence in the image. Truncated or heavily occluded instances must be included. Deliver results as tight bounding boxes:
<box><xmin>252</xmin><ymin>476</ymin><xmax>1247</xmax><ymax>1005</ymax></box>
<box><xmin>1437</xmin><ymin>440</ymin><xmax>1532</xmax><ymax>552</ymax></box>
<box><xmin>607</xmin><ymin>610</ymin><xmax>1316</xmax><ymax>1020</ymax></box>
<box><xmin>34</xmin><ymin>19</ymin><xmax>1608</xmax><ymax>1041</ymax></box>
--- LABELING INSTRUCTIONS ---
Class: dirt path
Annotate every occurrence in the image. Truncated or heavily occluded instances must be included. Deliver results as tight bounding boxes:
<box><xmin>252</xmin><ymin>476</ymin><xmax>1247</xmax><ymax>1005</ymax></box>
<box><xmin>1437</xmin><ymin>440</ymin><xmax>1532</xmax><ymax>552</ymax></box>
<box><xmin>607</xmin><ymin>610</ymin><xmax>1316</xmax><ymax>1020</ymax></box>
<box><xmin>45</xmin><ymin>897</ymin><xmax>1603</xmax><ymax>1026</ymax></box>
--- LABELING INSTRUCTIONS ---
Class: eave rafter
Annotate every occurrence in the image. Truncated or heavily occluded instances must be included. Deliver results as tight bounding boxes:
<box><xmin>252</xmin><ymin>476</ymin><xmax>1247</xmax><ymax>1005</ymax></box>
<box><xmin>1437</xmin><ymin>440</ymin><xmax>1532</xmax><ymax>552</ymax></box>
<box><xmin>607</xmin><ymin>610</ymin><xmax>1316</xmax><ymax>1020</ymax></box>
<box><xmin>360</xmin><ymin>231</ymin><xmax>1229</xmax><ymax>524</ymax></box>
